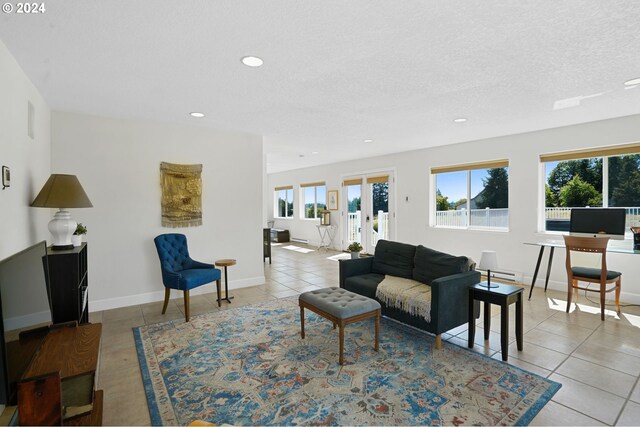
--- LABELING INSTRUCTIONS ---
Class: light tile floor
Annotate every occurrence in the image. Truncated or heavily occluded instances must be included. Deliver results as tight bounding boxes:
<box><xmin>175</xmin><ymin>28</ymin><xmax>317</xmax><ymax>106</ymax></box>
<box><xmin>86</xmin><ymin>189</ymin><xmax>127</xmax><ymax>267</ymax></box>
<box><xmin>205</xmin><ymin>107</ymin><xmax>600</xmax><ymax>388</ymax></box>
<box><xmin>95</xmin><ymin>243</ymin><xmax>640</xmax><ymax>426</ymax></box>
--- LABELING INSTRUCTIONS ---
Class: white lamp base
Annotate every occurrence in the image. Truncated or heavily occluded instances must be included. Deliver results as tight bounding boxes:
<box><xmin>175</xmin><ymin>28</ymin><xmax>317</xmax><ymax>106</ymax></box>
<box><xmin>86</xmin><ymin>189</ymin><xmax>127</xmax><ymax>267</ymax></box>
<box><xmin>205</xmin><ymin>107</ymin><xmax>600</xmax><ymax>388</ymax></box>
<box><xmin>48</xmin><ymin>209</ymin><xmax>77</xmax><ymax>250</ymax></box>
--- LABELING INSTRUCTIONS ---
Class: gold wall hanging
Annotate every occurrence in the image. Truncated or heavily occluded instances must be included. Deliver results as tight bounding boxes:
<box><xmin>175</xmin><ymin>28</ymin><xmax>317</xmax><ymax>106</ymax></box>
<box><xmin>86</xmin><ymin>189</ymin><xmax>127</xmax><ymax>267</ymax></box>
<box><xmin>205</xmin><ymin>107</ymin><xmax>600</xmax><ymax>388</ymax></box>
<box><xmin>160</xmin><ymin>162</ymin><xmax>202</xmax><ymax>228</ymax></box>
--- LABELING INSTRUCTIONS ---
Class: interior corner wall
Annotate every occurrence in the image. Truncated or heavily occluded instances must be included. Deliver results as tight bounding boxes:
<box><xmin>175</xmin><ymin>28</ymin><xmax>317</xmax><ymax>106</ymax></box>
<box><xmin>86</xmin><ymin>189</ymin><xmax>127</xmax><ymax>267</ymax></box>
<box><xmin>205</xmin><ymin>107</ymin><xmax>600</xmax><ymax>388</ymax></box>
<box><xmin>267</xmin><ymin>114</ymin><xmax>640</xmax><ymax>304</ymax></box>
<box><xmin>51</xmin><ymin>111</ymin><xmax>264</xmax><ymax>311</ymax></box>
<box><xmin>0</xmin><ymin>40</ymin><xmax>51</xmax><ymax>260</ymax></box>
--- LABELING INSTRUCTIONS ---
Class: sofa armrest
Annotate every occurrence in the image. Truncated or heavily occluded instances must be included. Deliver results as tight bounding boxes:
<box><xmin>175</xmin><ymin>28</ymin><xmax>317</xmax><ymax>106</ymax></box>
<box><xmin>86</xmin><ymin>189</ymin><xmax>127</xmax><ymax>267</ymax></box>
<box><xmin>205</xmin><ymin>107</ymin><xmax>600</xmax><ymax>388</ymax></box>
<box><xmin>429</xmin><ymin>270</ymin><xmax>481</xmax><ymax>334</ymax></box>
<box><xmin>339</xmin><ymin>257</ymin><xmax>374</xmax><ymax>288</ymax></box>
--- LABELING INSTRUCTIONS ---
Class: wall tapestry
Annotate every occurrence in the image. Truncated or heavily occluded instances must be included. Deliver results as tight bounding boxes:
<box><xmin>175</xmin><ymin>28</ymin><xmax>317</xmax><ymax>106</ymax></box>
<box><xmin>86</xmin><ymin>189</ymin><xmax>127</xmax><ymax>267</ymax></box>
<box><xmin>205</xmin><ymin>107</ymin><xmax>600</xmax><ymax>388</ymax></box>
<box><xmin>160</xmin><ymin>162</ymin><xmax>202</xmax><ymax>228</ymax></box>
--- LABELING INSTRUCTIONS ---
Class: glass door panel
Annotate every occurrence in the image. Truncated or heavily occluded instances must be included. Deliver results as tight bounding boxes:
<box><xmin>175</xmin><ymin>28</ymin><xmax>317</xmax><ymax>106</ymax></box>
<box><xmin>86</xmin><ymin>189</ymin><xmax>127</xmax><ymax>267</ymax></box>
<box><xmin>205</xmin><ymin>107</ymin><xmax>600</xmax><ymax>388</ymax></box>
<box><xmin>368</xmin><ymin>180</ymin><xmax>389</xmax><ymax>252</ymax></box>
<box><xmin>345</xmin><ymin>183</ymin><xmax>362</xmax><ymax>247</ymax></box>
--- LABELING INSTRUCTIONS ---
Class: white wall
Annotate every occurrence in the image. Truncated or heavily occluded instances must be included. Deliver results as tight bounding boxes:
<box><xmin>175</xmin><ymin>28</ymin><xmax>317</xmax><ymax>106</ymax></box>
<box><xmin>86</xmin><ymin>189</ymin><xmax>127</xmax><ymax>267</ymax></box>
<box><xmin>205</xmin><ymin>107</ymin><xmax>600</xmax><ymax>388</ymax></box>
<box><xmin>0</xmin><ymin>40</ymin><xmax>51</xmax><ymax>260</ymax></box>
<box><xmin>51</xmin><ymin>112</ymin><xmax>265</xmax><ymax>311</ymax></box>
<box><xmin>267</xmin><ymin>114</ymin><xmax>640</xmax><ymax>304</ymax></box>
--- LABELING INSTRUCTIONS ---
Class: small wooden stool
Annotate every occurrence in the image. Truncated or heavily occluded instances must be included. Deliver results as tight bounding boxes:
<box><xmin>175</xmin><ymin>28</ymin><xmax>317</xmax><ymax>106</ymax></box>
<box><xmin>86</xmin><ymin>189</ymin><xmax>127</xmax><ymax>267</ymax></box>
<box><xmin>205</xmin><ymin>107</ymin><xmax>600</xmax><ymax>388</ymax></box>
<box><xmin>299</xmin><ymin>287</ymin><xmax>381</xmax><ymax>365</ymax></box>
<box><xmin>214</xmin><ymin>259</ymin><xmax>236</xmax><ymax>306</ymax></box>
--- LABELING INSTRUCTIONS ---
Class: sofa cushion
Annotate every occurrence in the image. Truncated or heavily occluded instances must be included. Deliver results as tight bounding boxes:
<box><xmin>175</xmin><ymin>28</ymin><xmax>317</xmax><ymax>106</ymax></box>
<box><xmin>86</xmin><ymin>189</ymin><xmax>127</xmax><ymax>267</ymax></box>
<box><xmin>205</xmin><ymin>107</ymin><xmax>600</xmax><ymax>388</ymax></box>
<box><xmin>413</xmin><ymin>245</ymin><xmax>471</xmax><ymax>284</ymax></box>
<box><xmin>372</xmin><ymin>240</ymin><xmax>417</xmax><ymax>279</ymax></box>
<box><xmin>344</xmin><ymin>273</ymin><xmax>385</xmax><ymax>299</ymax></box>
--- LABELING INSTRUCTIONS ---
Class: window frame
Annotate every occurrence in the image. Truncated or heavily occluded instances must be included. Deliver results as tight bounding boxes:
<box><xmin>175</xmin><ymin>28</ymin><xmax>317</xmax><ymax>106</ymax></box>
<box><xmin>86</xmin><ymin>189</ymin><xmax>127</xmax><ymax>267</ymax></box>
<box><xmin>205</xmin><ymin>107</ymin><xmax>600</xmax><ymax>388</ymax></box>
<box><xmin>540</xmin><ymin>143</ymin><xmax>640</xmax><ymax>237</ymax></box>
<box><xmin>274</xmin><ymin>186</ymin><xmax>294</xmax><ymax>219</ymax></box>
<box><xmin>431</xmin><ymin>160</ymin><xmax>510</xmax><ymax>231</ymax></box>
<box><xmin>300</xmin><ymin>182</ymin><xmax>327</xmax><ymax>220</ymax></box>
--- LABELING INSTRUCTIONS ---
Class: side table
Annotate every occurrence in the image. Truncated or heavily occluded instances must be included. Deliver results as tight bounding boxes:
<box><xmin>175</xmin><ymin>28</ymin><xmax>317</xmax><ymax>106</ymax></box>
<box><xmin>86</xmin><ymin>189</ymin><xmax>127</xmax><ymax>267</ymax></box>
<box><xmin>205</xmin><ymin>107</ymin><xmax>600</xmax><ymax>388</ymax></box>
<box><xmin>214</xmin><ymin>259</ymin><xmax>236</xmax><ymax>305</ymax></box>
<box><xmin>468</xmin><ymin>282</ymin><xmax>523</xmax><ymax>361</ymax></box>
<box><xmin>316</xmin><ymin>224</ymin><xmax>337</xmax><ymax>250</ymax></box>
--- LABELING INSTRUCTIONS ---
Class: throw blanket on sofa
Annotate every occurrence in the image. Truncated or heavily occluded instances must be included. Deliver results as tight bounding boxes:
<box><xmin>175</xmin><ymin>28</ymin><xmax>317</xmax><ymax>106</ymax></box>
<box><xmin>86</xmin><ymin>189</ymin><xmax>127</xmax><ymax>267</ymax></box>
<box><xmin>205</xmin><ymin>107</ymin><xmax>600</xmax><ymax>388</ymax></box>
<box><xmin>376</xmin><ymin>276</ymin><xmax>432</xmax><ymax>322</ymax></box>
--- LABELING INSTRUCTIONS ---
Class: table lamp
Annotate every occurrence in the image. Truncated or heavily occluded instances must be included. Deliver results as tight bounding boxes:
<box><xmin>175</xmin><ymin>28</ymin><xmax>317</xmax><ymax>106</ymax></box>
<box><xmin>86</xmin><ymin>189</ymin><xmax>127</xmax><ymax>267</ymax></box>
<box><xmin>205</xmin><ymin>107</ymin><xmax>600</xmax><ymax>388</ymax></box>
<box><xmin>31</xmin><ymin>174</ymin><xmax>93</xmax><ymax>250</ymax></box>
<box><xmin>479</xmin><ymin>250</ymin><xmax>499</xmax><ymax>289</ymax></box>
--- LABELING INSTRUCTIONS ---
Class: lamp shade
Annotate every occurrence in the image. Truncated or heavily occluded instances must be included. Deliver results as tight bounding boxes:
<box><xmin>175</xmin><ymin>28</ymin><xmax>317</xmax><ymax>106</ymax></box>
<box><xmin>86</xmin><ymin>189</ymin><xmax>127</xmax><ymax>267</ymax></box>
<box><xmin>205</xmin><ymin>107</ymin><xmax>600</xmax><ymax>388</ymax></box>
<box><xmin>31</xmin><ymin>174</ymin><xmax>93</xmax><ymax>208</ymax></box>
<box><xmin>479</xmin><ymin>250</ymin><xmax>498</xmax><ymax>271</ymax></box>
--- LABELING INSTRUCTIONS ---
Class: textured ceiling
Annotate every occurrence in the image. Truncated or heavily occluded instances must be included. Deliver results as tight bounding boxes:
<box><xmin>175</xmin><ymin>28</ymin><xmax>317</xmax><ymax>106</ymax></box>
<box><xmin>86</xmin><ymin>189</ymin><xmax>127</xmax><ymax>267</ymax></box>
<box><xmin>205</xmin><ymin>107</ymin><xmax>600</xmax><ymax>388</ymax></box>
<box><xmin>1</xmin><ymin>1</ymin><xmax>639</xmax><ymax>173</ymax></box>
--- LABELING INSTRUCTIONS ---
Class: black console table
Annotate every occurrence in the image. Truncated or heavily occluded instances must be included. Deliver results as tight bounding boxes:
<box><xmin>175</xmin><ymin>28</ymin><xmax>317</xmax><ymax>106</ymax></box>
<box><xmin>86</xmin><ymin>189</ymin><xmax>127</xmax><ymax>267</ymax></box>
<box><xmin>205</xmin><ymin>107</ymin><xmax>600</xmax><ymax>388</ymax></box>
<box><xmin>47</xmin><ymin>243</ymin><xmax>89</xmax><ymax>324</ymax></box>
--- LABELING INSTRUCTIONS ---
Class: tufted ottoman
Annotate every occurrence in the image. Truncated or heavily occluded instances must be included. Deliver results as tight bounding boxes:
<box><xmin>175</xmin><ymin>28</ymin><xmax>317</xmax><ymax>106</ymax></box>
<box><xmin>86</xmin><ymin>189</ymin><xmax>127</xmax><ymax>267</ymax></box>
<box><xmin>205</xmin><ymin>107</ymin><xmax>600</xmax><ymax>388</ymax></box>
<box><xmin>299</xmin><ymin>287</ymin><xmax>381</xmax><ymax>365</ymax></box>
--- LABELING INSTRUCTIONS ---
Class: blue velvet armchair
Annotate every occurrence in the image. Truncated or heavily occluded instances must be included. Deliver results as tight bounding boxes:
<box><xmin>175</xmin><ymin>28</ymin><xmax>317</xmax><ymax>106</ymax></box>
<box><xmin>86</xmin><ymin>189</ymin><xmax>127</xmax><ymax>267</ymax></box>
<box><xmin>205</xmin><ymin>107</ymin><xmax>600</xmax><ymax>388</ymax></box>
<box><xmin>154</xmin><ymin>233</ymin><xmax>222</xmax><ymax>322</ymax></box>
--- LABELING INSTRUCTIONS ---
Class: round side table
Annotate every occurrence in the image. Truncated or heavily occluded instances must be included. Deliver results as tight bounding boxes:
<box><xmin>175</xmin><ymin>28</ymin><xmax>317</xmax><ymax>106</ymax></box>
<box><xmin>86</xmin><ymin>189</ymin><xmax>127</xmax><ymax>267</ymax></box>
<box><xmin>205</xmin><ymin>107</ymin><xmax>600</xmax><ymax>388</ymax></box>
<box><xmin>215</xmin><ymin>259</ymin><xmax>236</xmax><ymax>305</ymax></box>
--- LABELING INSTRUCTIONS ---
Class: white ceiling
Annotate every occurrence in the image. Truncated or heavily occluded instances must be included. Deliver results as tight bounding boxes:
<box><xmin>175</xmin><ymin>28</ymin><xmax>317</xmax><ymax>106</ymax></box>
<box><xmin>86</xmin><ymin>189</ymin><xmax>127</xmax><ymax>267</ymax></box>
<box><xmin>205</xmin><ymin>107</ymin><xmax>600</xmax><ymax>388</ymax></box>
<box><xmin>1</xmin><ymin>1</ymin><xmax>640</xmax><ymax>173</ymax></box>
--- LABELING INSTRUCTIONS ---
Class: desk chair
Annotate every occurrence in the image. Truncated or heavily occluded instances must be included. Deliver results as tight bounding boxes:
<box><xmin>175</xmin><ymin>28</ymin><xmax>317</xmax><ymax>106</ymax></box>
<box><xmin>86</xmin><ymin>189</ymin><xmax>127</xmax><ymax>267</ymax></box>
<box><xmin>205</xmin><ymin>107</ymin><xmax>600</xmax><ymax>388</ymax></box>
<box><xmin>563</xmin><ymin>235</ymin><xmax>621</xmax><ymax>320</ymax></box>
<box><xmin>154</xmin><ymin>233</ymin><xmax>222</xmax><ymax>322</ymax></box>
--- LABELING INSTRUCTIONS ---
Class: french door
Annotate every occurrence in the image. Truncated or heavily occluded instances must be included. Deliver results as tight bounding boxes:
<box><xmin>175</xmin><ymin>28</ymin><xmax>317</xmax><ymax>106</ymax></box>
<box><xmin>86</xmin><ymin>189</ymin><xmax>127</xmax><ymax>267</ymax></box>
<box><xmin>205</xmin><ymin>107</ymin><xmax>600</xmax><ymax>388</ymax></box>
<box><xmin>343</xmin><ymin>172</ymin><xmax>393</xmax><ymax>254</ymax></box>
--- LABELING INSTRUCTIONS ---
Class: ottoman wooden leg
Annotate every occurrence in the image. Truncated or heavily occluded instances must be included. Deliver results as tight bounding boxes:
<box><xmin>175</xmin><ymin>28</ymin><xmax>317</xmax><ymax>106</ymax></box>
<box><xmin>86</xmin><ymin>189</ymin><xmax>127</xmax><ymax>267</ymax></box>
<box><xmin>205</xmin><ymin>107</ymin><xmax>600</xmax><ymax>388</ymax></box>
<box><xmin>339</xmin><ymin>321</ymin><xmax>345</xmax><ymax>365</ymax></box>
<box><xmin>300</xmin><ymin>306</ymin><xmax>305</xmax><ymax>339</ymax></box>
<box><xmin>375</xmin><ymin>310</ymin><xmax>380</xmax><ymax>352</ymax></box>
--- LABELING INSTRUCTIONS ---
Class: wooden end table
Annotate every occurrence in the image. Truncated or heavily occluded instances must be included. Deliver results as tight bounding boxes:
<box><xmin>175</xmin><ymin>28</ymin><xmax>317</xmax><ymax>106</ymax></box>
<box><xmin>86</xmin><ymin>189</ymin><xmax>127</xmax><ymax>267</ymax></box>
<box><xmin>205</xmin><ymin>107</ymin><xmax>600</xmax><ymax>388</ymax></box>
<box><xmin>214</xmin><ymin>259</ymin><xmax>236</xmax><ymax>305</ymax></box>
<box><xmin>468</xmin><ymin>282</ymin><xmax>523</xmax><ymax>361</ymax></box>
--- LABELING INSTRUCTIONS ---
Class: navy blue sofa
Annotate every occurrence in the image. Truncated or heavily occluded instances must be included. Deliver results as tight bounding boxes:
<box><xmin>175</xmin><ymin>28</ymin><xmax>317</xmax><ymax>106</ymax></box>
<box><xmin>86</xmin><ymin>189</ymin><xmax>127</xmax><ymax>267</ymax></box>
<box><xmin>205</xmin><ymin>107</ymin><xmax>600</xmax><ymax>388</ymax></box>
<box><xmin>339</xmin><ymin>239</ymin><xmax>480</xmax><ymax>348</ymax></box>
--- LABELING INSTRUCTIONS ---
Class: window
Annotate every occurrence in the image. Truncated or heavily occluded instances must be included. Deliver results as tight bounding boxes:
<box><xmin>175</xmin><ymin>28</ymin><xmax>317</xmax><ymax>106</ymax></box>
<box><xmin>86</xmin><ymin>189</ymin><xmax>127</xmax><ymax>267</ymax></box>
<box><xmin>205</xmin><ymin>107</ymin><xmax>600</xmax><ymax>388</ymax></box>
<box><xmin>275</xmin><ymin>186</ymin><xmax>294</xmax><ymax>218</ymax></box>
<box><xmin>301</xmin><ymin>182</ymin><xmax>326</xmax><ymax>219</ymax></box>
<box><xmin>541</xmin><ymin>144</ymin><xmax>640</xmax><ymax>233</ymax></box>
<box><xmin>432</xmin><ymin>160</ymin><xmax>509</xmax><ymax>230</ymax></box>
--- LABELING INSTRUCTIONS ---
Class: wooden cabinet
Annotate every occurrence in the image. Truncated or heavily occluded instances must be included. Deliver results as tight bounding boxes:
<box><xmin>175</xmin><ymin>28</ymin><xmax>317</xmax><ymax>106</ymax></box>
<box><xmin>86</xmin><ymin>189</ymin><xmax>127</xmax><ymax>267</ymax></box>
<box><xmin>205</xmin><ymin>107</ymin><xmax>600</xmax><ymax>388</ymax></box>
<box><xmin>47</xmin><ymin>244</ymin><xmax>89</xmax><ymax>324</ymax></box>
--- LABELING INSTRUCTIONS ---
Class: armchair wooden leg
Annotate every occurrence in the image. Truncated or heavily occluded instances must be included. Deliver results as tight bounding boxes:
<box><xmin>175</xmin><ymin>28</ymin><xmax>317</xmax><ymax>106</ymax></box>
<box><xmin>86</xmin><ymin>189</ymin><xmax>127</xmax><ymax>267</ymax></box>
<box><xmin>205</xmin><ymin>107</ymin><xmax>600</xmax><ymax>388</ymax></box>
<box><xmin>162</xmin><ymin>288</ymin><xmax>170</xmax><ymax>314</ymax></box>
<box><xmin>566</xmin><ymin>279</ymin><xmax>573</xmax><ymax>313</ymax></box>
<box><xmin>435</xmin><ymin>334</ymin><xmax>442</xmax><ymax>350</ymax></box>
<box><xmin>184</xmin><ymin>290</ymin><xmax>190</xmax><ymax>322</ymax></box>
<box><xmin>600</xmin><ymin>285</ymin><xmax>606</xmax><ymax>321</ymax></box>
<box><xmin>216</xmin><ymin>279</ymin><xmax>222</xmax><ymax>307</ymax></box>
<box><xmin>615</xmin><ymin>277</ymin><xmax>621</xmax><ymax>312</ymax></box>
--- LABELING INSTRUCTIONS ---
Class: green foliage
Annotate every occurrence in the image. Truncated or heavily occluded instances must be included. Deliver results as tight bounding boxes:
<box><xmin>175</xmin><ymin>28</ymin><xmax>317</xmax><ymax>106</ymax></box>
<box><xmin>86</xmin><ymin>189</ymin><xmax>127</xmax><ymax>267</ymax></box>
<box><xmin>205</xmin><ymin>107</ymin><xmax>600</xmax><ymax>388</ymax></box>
<box><xmin>347</xmin><ymin>242</ymin><xmax>363</xmax><ymax>252</ymax></box>
<box><xmin>74</xmin><ymin>223</ymin><xmax>87</xmax><ymax>235</ymax></box>
<box><xmin>454</xmin><ymin>198</ymin><xmax>467</xmax><ymax>209</ymax></box>
<box><xmin>547</xmin><ymin>159</ymin><xmax>601</xmax><ymax>206</ymax></box>
<box><xmin>558</xmin><ymin>176</ymin><xmax>602</xmax><ymax>207</ymax></box>
<box><xmin>348</xmin><ymin>197</ymin><xmax>361</xmax><ymax>213</ymax></box>
<box><xmin>545</xmin><ymin>185</ymin><xmax>556</xmax><ymax>207</ymax></box>
<box><xmin>372</xmin><ymin>182</ymin><xmax>388</xmax><ymax>213</ymax></box>
<box><xmin>610</xmin><ymin>170</ymin><xmax>640</xmax><ymax>206</ymax></box>
<box><xmin>476</xmin><ymin>168</ymin><xmax>508</xmax><ymax>209</ymax></box>
<box><xmin>305</xmin><ymin>204</ymin><xmax>315</xmax><ymax>218</ymax></box>
<box><xmin>436</xmin><ymin>189</ymin><xmax>449</xmax><ymax>211</ymax></box>
<box><xmin>609</xmin><ymin>155</ymin><xmax>640</xmax><ymax>206</ymax></box>
<box><xmin>278</xmin><ymin>198</ymin><xmax>287</xmax><ymax>217</ymax></box>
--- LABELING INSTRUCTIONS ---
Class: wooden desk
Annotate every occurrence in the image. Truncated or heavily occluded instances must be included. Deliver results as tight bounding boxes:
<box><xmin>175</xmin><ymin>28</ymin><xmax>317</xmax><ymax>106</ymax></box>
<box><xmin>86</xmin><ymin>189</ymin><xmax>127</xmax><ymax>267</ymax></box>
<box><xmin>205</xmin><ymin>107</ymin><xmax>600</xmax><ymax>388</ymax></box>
<box><xmin>468</xmin><ymin>283</ymin><xmax>523</xmax><ymax>361</ymax></box>
<box><xmin>524</xmin><ymin>241</ymin><xmax>639</xmax><ymax>300</ymax></box>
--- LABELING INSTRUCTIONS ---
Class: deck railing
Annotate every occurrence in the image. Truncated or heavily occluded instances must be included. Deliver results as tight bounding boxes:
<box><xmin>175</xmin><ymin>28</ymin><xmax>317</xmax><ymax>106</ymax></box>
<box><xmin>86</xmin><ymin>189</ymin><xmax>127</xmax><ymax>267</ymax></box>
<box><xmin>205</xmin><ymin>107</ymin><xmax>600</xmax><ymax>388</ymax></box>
<box><xmin>435</xmin><ymin>208</ymin><xmax>509</xmax><ymax>228</ymax></box>
<box><xmin>544</xmin><ymin>207</ymin><xmax>640</xmax><ymax>229</ymax></box>
<box><xmin>347</xmin><ymin>211</ymin><xmax>389</xmax><ymax>247</ymax></box>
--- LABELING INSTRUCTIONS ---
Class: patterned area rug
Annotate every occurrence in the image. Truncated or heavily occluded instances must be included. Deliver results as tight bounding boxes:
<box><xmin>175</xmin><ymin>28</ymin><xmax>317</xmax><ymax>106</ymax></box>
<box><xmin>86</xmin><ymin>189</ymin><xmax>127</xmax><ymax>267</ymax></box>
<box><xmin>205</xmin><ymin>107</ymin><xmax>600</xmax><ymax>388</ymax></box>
<box><xmin>134</xmin><ymin>297</ymin><xmax>560</xmax><ymax>425</ymax></box>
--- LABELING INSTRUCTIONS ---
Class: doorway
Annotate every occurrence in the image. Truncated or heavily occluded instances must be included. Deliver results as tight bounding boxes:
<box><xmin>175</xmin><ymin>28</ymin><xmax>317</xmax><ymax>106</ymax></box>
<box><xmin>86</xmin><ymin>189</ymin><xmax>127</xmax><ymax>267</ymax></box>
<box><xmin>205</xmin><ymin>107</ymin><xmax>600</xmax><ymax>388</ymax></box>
<box><xmin>343</xmin><ymin>173</ymin><xmax>393</xmax><ymax>254</ymax></box>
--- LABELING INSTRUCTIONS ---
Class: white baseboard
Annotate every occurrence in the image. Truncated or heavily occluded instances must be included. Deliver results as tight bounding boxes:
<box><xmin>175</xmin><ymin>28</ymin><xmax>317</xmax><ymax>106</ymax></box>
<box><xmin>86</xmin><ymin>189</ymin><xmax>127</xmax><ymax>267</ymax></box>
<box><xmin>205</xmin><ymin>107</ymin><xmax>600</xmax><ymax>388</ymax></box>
<box><xmin>89</xmin><ymin>275</ymin><xmax>266</xmax><ymax>312</ymax></box>
<box><xmin>524</xmin><ymin>276</ymin><xmax>640</xmax><ymax>304</ymax></box>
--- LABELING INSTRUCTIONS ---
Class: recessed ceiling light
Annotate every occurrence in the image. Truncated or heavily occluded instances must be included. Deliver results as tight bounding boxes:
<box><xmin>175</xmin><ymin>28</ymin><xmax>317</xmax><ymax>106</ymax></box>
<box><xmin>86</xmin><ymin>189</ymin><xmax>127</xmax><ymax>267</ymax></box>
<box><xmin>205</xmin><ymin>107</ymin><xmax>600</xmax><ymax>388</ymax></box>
<box><xmin>189</xmin><ymin>112</ymin><xmax>205</xmax><ymax>118</ymax></box>
<box><xmin>624</xmin><ymin>77</ymin><xmax>640</xmax><ymax>86</ymax></box>
<box><xmin>453</xmin><ymin>118</ymin><xmax>467</xmax><ymax>123</ymax></box>
<box><xmin>364</xmin><ymin>139</ymin><xmax>373</xmax><ymax>143</ymax></box>
<box><xmin>241</xmin><ymin>56</ymin><xmax>264</xmax><ymax>67</ymax></box>
<box><xmin>311</xmin><ymin>151</ymin><xmax>319</xmax><ymax>155</ymax></box>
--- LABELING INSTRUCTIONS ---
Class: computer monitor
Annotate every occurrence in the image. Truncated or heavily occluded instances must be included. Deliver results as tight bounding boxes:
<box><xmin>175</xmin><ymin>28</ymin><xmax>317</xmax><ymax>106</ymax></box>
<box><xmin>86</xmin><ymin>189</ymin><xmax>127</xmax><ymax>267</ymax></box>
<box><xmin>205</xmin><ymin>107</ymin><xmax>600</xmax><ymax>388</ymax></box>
<box><xmin>569</xmin><ymin>208</ymin><xmax>626</xmax><ymax>240</ymax></box>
